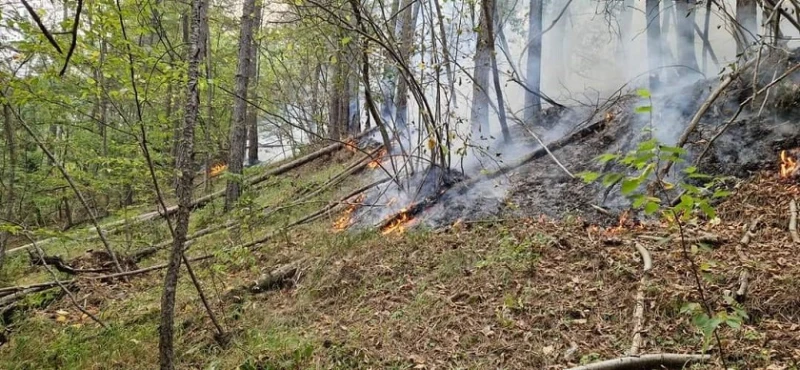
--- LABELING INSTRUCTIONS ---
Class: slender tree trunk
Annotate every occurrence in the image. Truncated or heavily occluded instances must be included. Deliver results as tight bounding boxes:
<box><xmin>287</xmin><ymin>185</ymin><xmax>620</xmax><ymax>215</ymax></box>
<box><xmin>246</xmin><ymin>2</ymin><xmax>263</xmax><ymax>166</ymax></box>
<box><xmin>380</xmin><ymin>0</ymin><xmax>413</xmax><ymax>129</ymax></box>
<box><xmin>470</xmin><ymin>3</ymin><xmax>492</xmax><ymax>135</ymax></box>
<box><xmin>675</xmin><ymin>0</ymin><xmax>699</xmax><ymax>74</ymax></box>
<box><xmin>224</xmin><ymin>0</ymin><xmax>256</xmax><ymax>211</ymax></box>
<box><xmin>702</xmin><ymin>0</ymin><xmax>712</xmax><ymax>72</ymax></box>
<box><xmin>202</xmin><ymin>5</ymin><xmax>213</xmax><ymax>193</ymax></box>
<box><xmin>483</xmin><ymin>0</ymin><xmax>510</xmax><ymax>143</ymax></box>
<box><xmin>393</xmin><ymin>0</ymin><xmax>420</xmax><ymax>134</ymax></box>
<box><xmin>159</xmin><ymin>0</ymin><xmax>205</xmax><ymax>368</ymax></box>
<box><xmin>433</xmin><ymin>0</ymin><xmax>456</xmax><ymax>109</ymax></box>
<box><xmin>646</xmin><ymin>0</ymin><xmax>663</xmax><ymax>91</ymax></box>
<box><xmin>523</xmin><ymin>0</ymin><xmax>543</xmax><ymax>123</ymax></box>
<box><xmin>328</xmin><ymin>56</ymin><xmax>343</xmax><ymax>141</ymax></box>
<box><xmin>0</xmin><ymin>104</ymin><xmax>16</xmax><ymax>270</ymax></box>
<box><xmin>736</xmin><ymin>0</ymin><xmax>757</xmax><ymax>53</ymax></box>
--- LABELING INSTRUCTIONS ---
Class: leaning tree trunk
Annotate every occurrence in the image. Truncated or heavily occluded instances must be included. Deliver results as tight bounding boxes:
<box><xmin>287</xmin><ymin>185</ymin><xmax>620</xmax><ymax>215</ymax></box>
<box><xmin>328</xmin><ymin>53</ymin><xmax>344</xmax><ymax>141</ymax></box>
<box><xmin>523</xmin><ymin>0</ymin><xmax>543</xmax><ymax>124</ymax></box>
<box><xmin>159</xmin><ymin>0</ymin><xmax>205</xmax><ymax>368</ymax></box>
<box><xmin>646</xmin><ymin>0</ymin><xmax>663</xmax><ymax>91</ymax></box>
<box><xmin>736</xmin><ymin>0</ymin><xmax>757</xmax><ymax>54</ymax></box>
<box><xmin>246</xmin><ymin>2</ymin><xmax>263</xmax><ymax>166</ymax></box>
<box><xmin>470</xmin><ymin>3</ymin><xmax>492</xmax><ymax>136</ymax></box>
<box><xmin>675</xmin><ymin>0</ymin><xmax>699</xmax><ymax>75</ymax></box>
<box><xmin>224</xmin><ymin>0</ymin><xmax>256</xmax><ymax>211</ymax></box>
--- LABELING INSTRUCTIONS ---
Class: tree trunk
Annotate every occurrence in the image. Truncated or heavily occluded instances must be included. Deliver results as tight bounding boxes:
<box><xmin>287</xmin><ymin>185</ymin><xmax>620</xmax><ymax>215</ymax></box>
<box><xmin>0</xmin><ymin>104</ymin><xmax>16</xmax><ymax>270</ymax></box>
<box><xmin>159</xmin><ymin>0</ymin><xmax>205</xmax><ymax>368</ymax></box>
<box><xmin>646</xmin><ymin>0</ymin><xmax>663</xmax><ymax>91</ymax></box>
<box><xmin>393</xmin><ymin>0</ymin><xmax>420</xmax><ymax>134</ymax></box>
<box><xmin>328</xmin><ymin>56</ymin><xmax>343</xmax><ymax>141</ymax></box>
<box><xmin>523</xmin><ymin>0</ymin><xmax>542</xmax><ymax>123</ymax></box>
<box><xmin>736</xmin><ymin>0</ymin><xmax>757</xmax><ymax>54</ymax></box>
<box><xmin>246</xmin><ymin>2</ymin><xmax>263</xmax><ymax>166</ymax></box>
<box><xmin>224</xmin><ymin>0</ymin><xmax>256</xmax><ymax>211</ymax></box>
<box><xmin>202</xmin><ymin>3</ymin><xmax>213</xmax><ymax>193</ymax></box>
<box><xmin>483</xmin><ymin>0</ymin><xmax>510</xmax><ymax>143</ymax></box>
<box><xmin>675</xmin><ymin>1</ymin><xmax>699</xmax><ymax>75</ymax></box>
<box><xmin>470</xmin><ymin>3</ymin><xmax>492</xmax><ymax>136</ymax></box>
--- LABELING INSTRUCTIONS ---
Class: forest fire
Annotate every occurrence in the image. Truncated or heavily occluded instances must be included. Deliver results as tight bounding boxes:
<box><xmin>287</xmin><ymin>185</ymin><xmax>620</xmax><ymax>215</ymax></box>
<box><xmin>780</xmin><ymin>150</ymin><xmax>798</xmax><ymax>178</ymax></box>
<box><xmin>333</xmin><ymin>194</ymin><xmax>365</xmax><ymax>231</ymax></box>
<box><xmin>209</xmin><ymin>163</ymin><xmax>227</xmax><ymax>177</ymax></box>
<box><xmin>368</xmin><ymin>148</ymin><xmax>388</xmax><ymax>169</ymax></box>
<box><xmin>381</xmin><ymin>208</ymin><xmax>414</xmax><ymax>235</ymax></box>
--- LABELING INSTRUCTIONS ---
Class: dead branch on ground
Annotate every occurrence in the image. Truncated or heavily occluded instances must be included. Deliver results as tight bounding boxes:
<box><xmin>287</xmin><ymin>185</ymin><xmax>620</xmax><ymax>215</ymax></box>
<box><xmin>735</xmin><ymin>216</ymin><xmax>761</xmax><ymax>301</ymax></box>
<box><xmin>566</xmin><ymin>353</ymin><xmax>710</xmax><ymax>370</ymax></box>
<box><xmin>790</xmin><ymin>199</ymin><xmax>799</xmax><ymax>243</ymax></box>
<box><xmin>629</xmin><ymin>243</ymin><xmax>652</xmax><ymax>356</ymax></box>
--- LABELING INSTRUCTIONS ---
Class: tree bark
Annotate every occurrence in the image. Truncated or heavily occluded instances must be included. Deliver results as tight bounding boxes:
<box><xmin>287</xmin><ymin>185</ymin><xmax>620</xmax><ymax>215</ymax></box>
<box><xmin>646</xmin><ymin>0</ymin><xmax>663</xmax><ymax>91</ymax></box>
<box><xmin>675</xmin><ymin>0</ymin><xmax>699</xmax><ymax>74</ymax></box>
<box><xmin>224</xmin><ymin>0</ymin><xmax>257</xmax><ymax>211</ymax></box>
<box><xmin>470</xmin><ymin>3</ymin><xmax>492</xmax><ymax>135</ymax></box>
<box><xmin>246</xmin><ymin>2</ymin><xmax>263</xmax><ymax>166</ymax></box>
<box><xmin>523</xmin><ymin>0</ymin><xmax>543</xmax><ymax>123</ymax></box>
<box><xmin>159</xmin><ymin>0</ymin><xmax>205</xmax><ymax>368</ymax></box>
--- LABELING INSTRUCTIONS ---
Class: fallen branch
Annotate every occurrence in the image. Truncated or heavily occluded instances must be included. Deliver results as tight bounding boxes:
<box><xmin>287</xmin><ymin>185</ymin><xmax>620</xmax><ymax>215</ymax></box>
<box><xmin>790</xmin><ymin>199</ymin><xmax>799</xmax><ymax>243</ymax></box>
<box><xmin>658</xmin><ymin>58</ymin><xmax>757</xmax><ymax>179</ymax></box>
<box><xmin>629</xmin><ymin>243</ymin><xmax>652</xmax><ymax>356</ymax></box>
<box><xmin>566</xmin><ymin>353</ymin><xmax>710</xmax><ymax>370</ymax></box>
<box><xmin>28</xmin><ymin>252</ymin><xmax>111</xmax><ymax>274</ymax></box>
<box><xmin>735</xmin><ymin>217</ymin><xmax>761</xmax><ymax>301</ymax></box>
<box><xmin>638</xmin><ymin>233</ymin><xmax>722</xmax><ymax>245</ymax></box>
<box><xmin>249</xmin><ymin>259</ymin><xmax>305</xmax><ymax>293</ymax></box>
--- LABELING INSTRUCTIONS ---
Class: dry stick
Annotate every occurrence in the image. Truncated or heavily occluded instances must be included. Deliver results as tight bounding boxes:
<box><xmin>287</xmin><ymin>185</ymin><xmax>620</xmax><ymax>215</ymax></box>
<box><xmin>735</xmin><ymin>216</ymin><xmax>761</xmax><ymax>301</ymax></box>
<box><xmin>657</xmin><ymin>58</ymin><xmax>757</xmax><ymax>180</ymax></box>
<box><xmin>638</xmin><ymin>233</ymin><xmax>722</xmax><ymax>245</ymax></box>
<box><xmin>0</xmin><ymin>255</ymin><xmax>214</xmax><ymax>297</ymax></box>
<box><xmin>789</xmin><ymin>199</ymin><xmax>799</xmax><ymax>243</ymax></box>
<box><xmin>565</xmin><ymin>353</ymin><xmax>710</xmax><ymax>370</ymax></box>
<box><xmin>14</xmin><ymin>114</ymin><xmax>124</xmax><ymax>275</ymax></box>
<box><xmin>20</xmin><ymin>0</ymin><xmax>63</xmax><ymax>54</ymax></box>
<box><xmin>629</xmin><ymin>243</ymin><xmax>652</xmax><ymax>356</ymax></box>
<box><xmin>58</xmin><ymin>0</ymin><xmax>83</xmax><ymax>76</ymax></box>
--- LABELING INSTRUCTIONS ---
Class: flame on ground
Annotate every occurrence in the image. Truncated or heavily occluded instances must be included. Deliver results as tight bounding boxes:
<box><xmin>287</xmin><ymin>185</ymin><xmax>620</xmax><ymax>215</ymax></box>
<box><xmin>209</xmin><ymin>163</ymin><xmax>227</xmax><ymax>177</ymax></box>
<box><xmin>333</xmin><ymin>194</ymin><xmax>364</xmax><ymax>231</ymax></box>
<box><xmin>345</xmin><ymin>139</ymin><xmax>358</xmax><ymax>153</ymax></box>
<box><xmin>781</xmin><ymin>150</ymin><xmax>797</xmax><ymax>178</ymax></box>
<box><xmin>381</xmin><ymin>208</ymin><xmax>413</xmax><ymax>235</ymax></box>
<box><xmin>368</xmin><ymin>148</ymin><xmax>388</xmax><ymax>169</ymax></box>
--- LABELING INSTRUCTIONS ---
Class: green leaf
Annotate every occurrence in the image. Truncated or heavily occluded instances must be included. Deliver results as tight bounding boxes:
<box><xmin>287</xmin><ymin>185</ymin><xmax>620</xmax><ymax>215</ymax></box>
<box><xmin>636</xmin><ymin>89</ymin><xmax>651</xmax><ymax>98</ymax></box>
<box><xmin>578</xmin><ymin>171</ymin><xmax>601</xmax><ymax>183</ymax></box>
<box><xmin>340</xmin><ymin>36</ymin><xmax>352</xmax><ymax>46</ymax></box>
<box><xmin>596</xmin><ymin>153</ymin><xmax>620</xmax><ymax>164</ymax></box>
<box><xmin>725</xmin><ymin>318</ymin><xmax>742</xmax><ymax>329</ymax></box>
<box><xmin>644</xmin><ymin>201</ymin><xmax>660</xmax><ymax>215</ymax></box>
<box><xmin>634</xmin><ymin>105</ymin><xmax>652</xmax><ymax>114</ymax></box>
<box><xmin>698</xmin><ymin>201</ymin><xmax>716</xmax><ymax>219</ymax></box>
<box><xmin>602</xmin><ymin>173</ymin><xmax>623</xmax><ymax>187</ymax></box>
<box><xmin>683</xmin><ymin>166</ymin><xmax>698</xmax><ymax>174</ymax></box>
<box><xmin>712</xmin><ymin>190</ymin><xmax>732</xmax><ymax>198</ymax></box>
<box><xmin>621</xmin><ymin>178</ymin><xmax>640</xmax><ymax>195</ymax></box>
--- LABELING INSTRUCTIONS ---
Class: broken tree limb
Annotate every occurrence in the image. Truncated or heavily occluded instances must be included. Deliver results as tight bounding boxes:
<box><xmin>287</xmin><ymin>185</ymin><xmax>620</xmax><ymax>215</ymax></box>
<box><xmin>735</xmin><ymin>217</ymin><xmax>761</xmax><ymax>302</ymax></box>
<box><xmin>249</xmin><ymin>259</ymin><xmax>305</xmax><ymax>293</ymax></box>
<box><xmin>28</xmin><ymin>252</ymin><xmax>111</xmax><ymax>274</ymax></box>
<box><xmin>638</xmin><ymin>233</ymin><xmax>722</xmax><ymax>246</ymax></box>
<box><xmin>629</xmin><ymin>243</ymin><xmax>652</xmax><ymax>356</ymax></box>
<box><xmin>790</xmin><ymin>199</ymin><xmax>799</xmax><ymax>243</ymax></box>
<box><xmin>565</xmin><ymin>353</ymin><xmax>710</xmax><ymax>370</ymax></box>
<box><xmin>658</xmin><ymin>58</ymin><xmax>757</xmax><ymax>179</ymax></box>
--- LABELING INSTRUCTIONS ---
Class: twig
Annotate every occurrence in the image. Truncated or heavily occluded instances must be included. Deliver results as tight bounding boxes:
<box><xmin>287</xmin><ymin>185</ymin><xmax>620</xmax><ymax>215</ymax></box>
<box><xmin>59</xmin><ymin>0</ymin><xmax>84</xmax><ymax>76</ymax></box>
<box><xmin>789</xmin><ymin>199</ymin><xmax>799</xmax><ymax>243</ymax></box>
<box><xmin>657</xmin><ymin>58</ymin><xmax>756</xmax><ymax>179</ymax></box>
<box><xmin>629</xmin><ymin>243</ymin><xmax>652</xmax><ymax>356</ymax></box>
<box><xmin>565</xmin><ymin>353</ymin><xmax>710</xmax><ymax>370</ymax></box>
<box><xmin>735</xmin><ymin>217</ymin><xmax>761</xmax><ymax>301</ymax></box>
<box><xmin>20</xmin><ymin>0</ymin><xmax>63</xmax><ymax>54</ymax></box>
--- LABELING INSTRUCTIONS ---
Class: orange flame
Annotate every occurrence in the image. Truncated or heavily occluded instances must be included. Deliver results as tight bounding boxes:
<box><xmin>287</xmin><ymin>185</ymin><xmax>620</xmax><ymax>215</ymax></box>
<box><xmin>368</xmin><ymin>148</ymin><xmax>388</xmax><ymax>170</ymax></box>
<box><xmin>781</xmin><ymin>150</ymin><xmax>797</xmax><ymax>178</ymax></box>
<box><xmin>381</xmin><ymin>208</ymin><xmax>413</xmax><ymax>235</ymax></box>
<box><xmin>209</xmin><ymin>163</ymin><xmax>227</xmax><ymax>177</ymax></box>
<box><xmin>345</xmin><ymin>139</ymin><xmax>358</xmax><ymax>153</ymax></box>
<box><xmin>333</xmin><ymin>194</ymin><xmax>364</xmax><ymax>231</ymax></box>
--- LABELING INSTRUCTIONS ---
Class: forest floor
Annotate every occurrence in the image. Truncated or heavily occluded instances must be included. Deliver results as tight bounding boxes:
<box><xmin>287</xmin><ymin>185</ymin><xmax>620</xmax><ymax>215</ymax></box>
<box><xmin>0</xmin><ymin>147</ymin><xmax>799</xmax><ymax>370</ymax></box>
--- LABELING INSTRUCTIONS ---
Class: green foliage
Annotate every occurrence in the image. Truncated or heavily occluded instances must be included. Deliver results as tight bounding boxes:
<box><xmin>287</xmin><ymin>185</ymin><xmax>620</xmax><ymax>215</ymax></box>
<box><xmin>680</xmin><ymin>300</ymin><xmax>748</xmax><ymax>350</ymax></box>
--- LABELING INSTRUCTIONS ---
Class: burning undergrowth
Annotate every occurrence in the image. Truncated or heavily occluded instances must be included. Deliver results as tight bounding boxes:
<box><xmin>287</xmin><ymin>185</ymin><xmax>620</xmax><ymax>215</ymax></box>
<box><xmin>332</xmin><ymin>51</ymin><xmax>800</xmax><ymax>232</ymax></box>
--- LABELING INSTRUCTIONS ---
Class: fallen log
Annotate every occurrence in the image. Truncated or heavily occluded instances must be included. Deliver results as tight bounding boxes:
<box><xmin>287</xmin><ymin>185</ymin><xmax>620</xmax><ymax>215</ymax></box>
<box><xmin>249</xmin><ymin>259</ymin><xmax>305</xmax><ymax>293</ymax></box>
<box><xmin>566</xmin><ymin>353</ymin><xmax>710</xmax><ymax>370</ymax></box>
<box><xmin>28</xmin><ymin>252</ymin><xmax>111</xmax><ymax>274</ymax></box>
<box><xmin>638</xmin><ymin>233</ymin><xmax>723</xmax><ymax>245</ymax></box>
<box><xmin>735</xmin><ymin>217</ymin><xmax>761</xmax><ymax>302</ymax></box>
<box><xmin>8</xmin><ymin>128</ymin><xmax>379</xmax><ymax>256</ymax></box>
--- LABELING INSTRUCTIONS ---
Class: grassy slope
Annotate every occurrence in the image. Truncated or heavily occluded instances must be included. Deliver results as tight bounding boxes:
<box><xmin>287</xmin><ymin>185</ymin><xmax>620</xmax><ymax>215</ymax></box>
<box><xmin>1</xmin><ymin>150</ymin><xmax>799</xmax><ymax>369</ymax></box>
